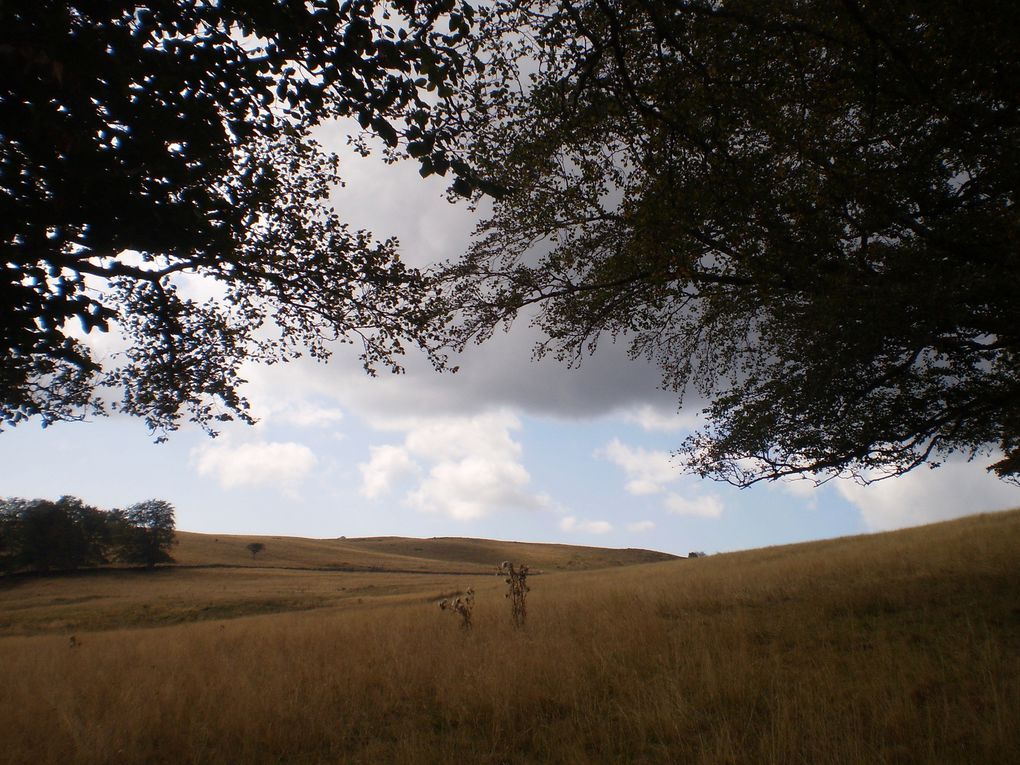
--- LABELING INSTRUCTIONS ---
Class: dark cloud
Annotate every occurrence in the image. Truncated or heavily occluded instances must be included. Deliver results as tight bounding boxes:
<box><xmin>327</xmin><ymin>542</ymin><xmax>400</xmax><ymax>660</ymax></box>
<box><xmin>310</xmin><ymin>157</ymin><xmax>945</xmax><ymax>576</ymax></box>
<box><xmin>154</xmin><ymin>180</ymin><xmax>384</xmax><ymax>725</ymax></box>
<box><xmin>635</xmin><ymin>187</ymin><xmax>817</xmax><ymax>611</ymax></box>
<box><xmin>268</xmin><ymin>126</ymin><xmax>699</xmax><ymax>424</ymax></box>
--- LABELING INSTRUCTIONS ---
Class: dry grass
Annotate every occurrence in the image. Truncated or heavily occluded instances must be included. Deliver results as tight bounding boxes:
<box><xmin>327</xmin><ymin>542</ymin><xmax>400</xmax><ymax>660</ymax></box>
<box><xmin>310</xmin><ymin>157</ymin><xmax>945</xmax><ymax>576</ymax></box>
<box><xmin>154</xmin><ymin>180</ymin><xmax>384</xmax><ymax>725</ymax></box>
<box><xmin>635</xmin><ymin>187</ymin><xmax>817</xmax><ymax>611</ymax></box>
<box><xmin>0</xmin><ymin>566</ymin><xmax>478</xmax><ymax>636</ymax></box>
<box><xmin>0</xmin><ymin>534</ymin><xmax>673</xmax><ymax>636</ymax></box>
<box><xmin>1</xmin><ymin>510</ymin><xmax>1018</xmax><ymax>764</ymax></box>
<box><xmin>172</xmin><ymin>531</ymin><xmax>676</xmax><ymax>573</ymax></box>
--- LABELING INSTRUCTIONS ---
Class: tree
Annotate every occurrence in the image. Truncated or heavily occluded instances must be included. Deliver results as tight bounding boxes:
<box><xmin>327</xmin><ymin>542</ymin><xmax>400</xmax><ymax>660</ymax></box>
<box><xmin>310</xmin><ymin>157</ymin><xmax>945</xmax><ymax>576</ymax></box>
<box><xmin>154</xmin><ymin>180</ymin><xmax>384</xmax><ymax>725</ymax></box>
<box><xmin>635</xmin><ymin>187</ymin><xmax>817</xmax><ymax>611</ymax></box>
<box><xmin>0</xmin><ymin>495</ymin><xmax>182</xmax><ymax>574</ymax></box>
<box><xmin>437</xmin><ymin>0</ymin><xmax>1020</xmax><ymax>485</ymax></box>
<box><xmin>246</xmin><ymin>542</ymin><xmax>265</xmax><ymax>559</ymax></box>
<box><xmin>2</xmin><ymin>0</ymin><xmax>477</xmax><ymax>437</ymax></box>
<box><xmin>0</xmin><ymin>501</ymin><xmax>16</xmax><ymax>573</ymax></box>
<box><xmin>0</xmin><ymin>498</ymin><xmax>33</xmax><ymax>573</ymax></box>
<box><xmin>117</xmin><ymin>499</ymin><xmax>176</xmax><ymax>568</ymax></box>
<box><xmin>0</xmin><ymin>496</ymin><xmax>109</xmax><ymax>572</ymax></box>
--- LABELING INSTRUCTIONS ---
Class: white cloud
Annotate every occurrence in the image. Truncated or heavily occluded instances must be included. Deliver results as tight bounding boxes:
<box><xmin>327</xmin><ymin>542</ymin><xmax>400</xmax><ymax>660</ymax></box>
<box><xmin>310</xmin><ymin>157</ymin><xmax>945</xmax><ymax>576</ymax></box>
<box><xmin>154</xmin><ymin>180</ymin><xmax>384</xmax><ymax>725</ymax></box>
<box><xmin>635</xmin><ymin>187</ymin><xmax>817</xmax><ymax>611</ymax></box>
<box><xmin>779</xmin><ymin>478</ymin><xmax>818</xmax><ymax>499</ymax></box>
<box><xmin>238</xmin><ymin>363</ymin><xmax>347</xmax><ymax>430</ymax></box>
<box><xmin>408</xmin><ymin>456</ymin><xmax>538</xmax><ymax>520</ymax></box>
<box><xmin>560</xmin><ymin>515</ymin><xmax>614</xmax><ymax>534</ymax></box>
<box><xmin>836</xmin><ymin>459</ymin><xmax>1020</xmax><ymax>531</ymax></box>
<box><xmin>402</xmin><ymin>411</ymin><xmax>523</xmax><ymax>462</ymax></box>
<box><xmin>596</xmin><ymin>438</ymin><xmax>680</xmax><ymax>495</ymax></box>
<box><xmin>664</xmin><ymin>492</ymin><xmax>724</xmax><ymax>518</ymax></box>
<box><xmin>627</xmin><ymin>520</ymin><xmax>656</xmax><ymax>532</ymax></box>
<box><xmin>358</xmin><ymin>445</ymin><xmax>419</xmax><ymax>499</ymax></box>
<box><xmin>770</xmin><ymin>476</ymin><xmax>821</xmax><ymax>509</ymax></box>
<box><xmin>192</xmin><ymin>439</ymin><xmax>318</xmax><ymax>494</ymax></box>
<box><xmin>597</xmin><ymin>438</ymin><xmax>726</xmax><ymax>521</ymax></box>
<box><xmin>620</xmin><ymin>404</ymin><xmax>703</xmax><ymax>432</ymax></box>
<box><xmin>321</xmin><ymin>117</ymin><xmax>481</xmax><ymax>271</ymax></box>
<box><xmin>361</xmin><ymin>411</ymin><xmax>551</xmax><ymax>521</ymax></box>
<box><xmin>268</xmin><ymin>401</ymin><xmax>344</xmax><ymax>429</ymax></box>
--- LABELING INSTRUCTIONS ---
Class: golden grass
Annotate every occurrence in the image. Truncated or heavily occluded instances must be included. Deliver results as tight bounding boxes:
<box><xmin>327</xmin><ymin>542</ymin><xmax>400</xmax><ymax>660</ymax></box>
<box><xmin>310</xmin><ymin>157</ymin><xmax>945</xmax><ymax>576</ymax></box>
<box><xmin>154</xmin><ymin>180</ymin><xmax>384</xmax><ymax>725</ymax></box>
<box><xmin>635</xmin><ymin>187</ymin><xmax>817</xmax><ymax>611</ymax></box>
<box><xmin>171</xmin><ymin>531</ymin><xmax>676</xmax><ymax>572</ymax></box>
<box><xmin>1</xmin><ymin>510</ymin><xmax>1018</xmax><ymax>763</ymax></box>
<box><xmin>0</xmin><ymin>533</ymin><xmax>673</xmax><ymax>636</ymax></box>
<box><xmin>0</xmin><ymin>566</ymin><xmax>479</xmax><ymax>636</ymax></box>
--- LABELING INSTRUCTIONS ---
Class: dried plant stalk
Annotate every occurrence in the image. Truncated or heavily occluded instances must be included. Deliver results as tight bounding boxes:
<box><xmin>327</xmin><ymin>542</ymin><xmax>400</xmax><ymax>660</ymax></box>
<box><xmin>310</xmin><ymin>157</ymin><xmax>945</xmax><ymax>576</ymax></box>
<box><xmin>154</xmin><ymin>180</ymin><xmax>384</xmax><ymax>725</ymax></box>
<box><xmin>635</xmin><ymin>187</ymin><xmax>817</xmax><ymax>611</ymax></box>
<box><xmin>498</xmin><ymin>561</ymin><xmax>529</xmax><ymax>628</ymax></box>
<box><xmin>438</xmin><ymin>588</ymin><xmax>474</xmax><ymax>630</ymax></box>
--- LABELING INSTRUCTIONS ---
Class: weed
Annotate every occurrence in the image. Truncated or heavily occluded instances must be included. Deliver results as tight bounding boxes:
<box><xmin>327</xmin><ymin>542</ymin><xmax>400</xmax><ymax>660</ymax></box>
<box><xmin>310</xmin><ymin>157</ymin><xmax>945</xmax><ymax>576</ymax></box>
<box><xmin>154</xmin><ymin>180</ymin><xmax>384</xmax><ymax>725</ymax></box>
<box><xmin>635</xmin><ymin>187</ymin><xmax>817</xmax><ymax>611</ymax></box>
<box><xmin>498</xmin><ymin>561</ymin><xmax>529</xmax><ymax>628</ymax></box>
<box><xmin>439</xmin><ymin>588</ymin><xmax>475</xmax><ymax>630</ymax></box>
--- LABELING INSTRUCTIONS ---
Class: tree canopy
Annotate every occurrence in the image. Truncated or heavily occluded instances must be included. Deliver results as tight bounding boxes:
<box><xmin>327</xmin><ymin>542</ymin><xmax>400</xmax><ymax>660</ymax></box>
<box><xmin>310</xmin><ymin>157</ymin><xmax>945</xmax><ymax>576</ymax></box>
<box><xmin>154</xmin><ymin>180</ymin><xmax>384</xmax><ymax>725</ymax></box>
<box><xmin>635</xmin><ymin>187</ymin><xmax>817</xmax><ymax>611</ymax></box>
<box><xmin>5</xmin><ymin>0</ymin><xmax>1018</xmax><ymax>489</ymax></box>
<box><xmin>0</xmin><ymin>495</ymin><xmax>177</xmax><ymax>573</ymax></box>
<box><xmin>437</xmin><ymin>0</ymin><xmax>1020</xmax><ymax>485</ymax></box>
<box><xmin>117</xmin><ymin>499</ymin><xmax>177</xmax><ymax>567</ymax></box>
<box><xmin>1</xmin><ymin>0</ymin><xmax>475</xmax><ymax>436</ymax></box>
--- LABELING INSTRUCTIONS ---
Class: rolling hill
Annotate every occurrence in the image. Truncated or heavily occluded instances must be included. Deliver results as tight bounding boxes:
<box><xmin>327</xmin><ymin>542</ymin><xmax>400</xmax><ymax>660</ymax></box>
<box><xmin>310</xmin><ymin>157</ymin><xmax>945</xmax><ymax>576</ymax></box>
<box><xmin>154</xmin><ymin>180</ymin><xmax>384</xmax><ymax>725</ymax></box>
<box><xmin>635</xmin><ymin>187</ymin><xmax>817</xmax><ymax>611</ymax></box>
<box><xmin>170</xmin><ymin>530</ymin><xmax>679</xmax><ymax>573</ymax></box>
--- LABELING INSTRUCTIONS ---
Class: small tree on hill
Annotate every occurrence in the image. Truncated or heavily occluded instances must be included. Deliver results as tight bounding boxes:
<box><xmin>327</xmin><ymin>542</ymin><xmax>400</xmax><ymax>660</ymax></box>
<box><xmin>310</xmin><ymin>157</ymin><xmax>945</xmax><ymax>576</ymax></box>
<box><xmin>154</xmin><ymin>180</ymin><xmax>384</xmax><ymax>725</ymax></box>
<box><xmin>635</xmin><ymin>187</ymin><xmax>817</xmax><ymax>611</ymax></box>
<box><xmin>246</xmin><ymin>542</ymin><xmax>265</xmax><ymax>559</ymax></box>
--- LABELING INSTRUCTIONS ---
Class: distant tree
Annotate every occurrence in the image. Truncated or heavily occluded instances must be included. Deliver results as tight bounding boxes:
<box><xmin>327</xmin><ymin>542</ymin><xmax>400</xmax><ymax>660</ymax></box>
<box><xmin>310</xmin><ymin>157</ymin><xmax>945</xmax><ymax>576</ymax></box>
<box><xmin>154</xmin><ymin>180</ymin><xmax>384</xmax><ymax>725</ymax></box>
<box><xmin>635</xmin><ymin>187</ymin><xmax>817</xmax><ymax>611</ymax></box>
<box><xmin>1</xmin><ymin>0</ymin><xmax>477</xmax><ymax>437</ymax></box>
<box><xmin>60</xmin><ymin>495</ymin><xmax>113</xmax><ymax>566</ymax></box>
<box><xmin>438</xmin><ymin>0</ymin><xmax>1020</xmax><ymax>486</ymax></box>
<box><xmin>0</xmin><ymin>496</ymin><xmax>109</xmax><ymax>572</ymax></box>
<box><xmin>0</xmin><ymin>499</ymin><xmax>24</xmax><ymax>573</ymax></box>
<box><xmin>246</xmin><ymin>542</ymin><xmax>265</xmax><ymax>559</ymax></box>
<box><xmin>116</xmin><ymin>500</ymin><xmax>176</xmax><ymax>568</ymax></box>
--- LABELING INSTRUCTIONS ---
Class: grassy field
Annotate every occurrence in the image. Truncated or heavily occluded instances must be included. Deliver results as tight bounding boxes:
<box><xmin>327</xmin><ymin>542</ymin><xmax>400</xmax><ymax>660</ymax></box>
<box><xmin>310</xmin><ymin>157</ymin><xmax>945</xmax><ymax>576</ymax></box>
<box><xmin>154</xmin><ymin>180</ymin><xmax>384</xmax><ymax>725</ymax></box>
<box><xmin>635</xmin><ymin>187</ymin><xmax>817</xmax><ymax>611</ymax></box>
<box><xmin>172</xmin><ymin>531</ymin><xmax>678</xmax><ymax>573</ymax></box>
<box><xmin>1</xmin><ymin>511</ymin><xmax>1018</xmax><ymax>763</ymax></box>
<box><xmin>0</xmin><ymin>535</ymin><xmax>674</xmax><ymax>637</ymax></box>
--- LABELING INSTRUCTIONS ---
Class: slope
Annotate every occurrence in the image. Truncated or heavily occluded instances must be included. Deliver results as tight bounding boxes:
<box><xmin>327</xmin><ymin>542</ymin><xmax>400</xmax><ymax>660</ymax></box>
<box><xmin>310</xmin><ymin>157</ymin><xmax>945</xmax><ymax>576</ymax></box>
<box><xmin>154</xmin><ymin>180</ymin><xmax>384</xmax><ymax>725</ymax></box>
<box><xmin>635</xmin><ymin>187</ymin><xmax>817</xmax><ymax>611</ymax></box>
<box><xmin>170</xmin><ymin>531</ymin><xmax>677</xmax><ymax>572</ymax></box>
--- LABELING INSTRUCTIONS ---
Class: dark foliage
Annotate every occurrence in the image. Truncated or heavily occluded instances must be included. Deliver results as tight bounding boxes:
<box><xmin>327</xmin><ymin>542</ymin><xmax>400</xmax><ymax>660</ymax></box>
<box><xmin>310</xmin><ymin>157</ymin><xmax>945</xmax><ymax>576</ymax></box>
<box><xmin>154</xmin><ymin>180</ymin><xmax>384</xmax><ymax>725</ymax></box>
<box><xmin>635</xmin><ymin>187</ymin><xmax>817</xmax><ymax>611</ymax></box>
<box><xmin>0</xmin><ymin>495</ymin><xmax>176</xmax><ymax>573</ymax></box>
<box><xmin>1</xmin><ymin>0</ymin><xmax>475</xmax><ymax>437</ymax></box>
<box><xmin>0</xmin><ymin>496</ymin><xmax>108</xmax><ymax>572</ymax></box>
<box><xmin>115</xmin><ymin>499</ymin><xmax>177</xmax><ymax>568</ymax></box>
<box><xmin>438</xmin><ymin>0</ymin><xmax>1020</xmax><ymax>485</ymax></box>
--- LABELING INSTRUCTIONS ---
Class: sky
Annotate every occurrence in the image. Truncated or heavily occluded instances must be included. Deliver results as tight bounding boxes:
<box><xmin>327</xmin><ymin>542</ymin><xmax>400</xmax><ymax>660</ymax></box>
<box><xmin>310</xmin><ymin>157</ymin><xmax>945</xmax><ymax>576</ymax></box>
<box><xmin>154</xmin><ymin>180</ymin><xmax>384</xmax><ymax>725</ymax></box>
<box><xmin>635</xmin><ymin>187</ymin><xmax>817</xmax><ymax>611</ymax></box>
<box><xmin>3</xmin><ymin>133</ymin><xmax>1019</xmax><ymax>557</ymax></box>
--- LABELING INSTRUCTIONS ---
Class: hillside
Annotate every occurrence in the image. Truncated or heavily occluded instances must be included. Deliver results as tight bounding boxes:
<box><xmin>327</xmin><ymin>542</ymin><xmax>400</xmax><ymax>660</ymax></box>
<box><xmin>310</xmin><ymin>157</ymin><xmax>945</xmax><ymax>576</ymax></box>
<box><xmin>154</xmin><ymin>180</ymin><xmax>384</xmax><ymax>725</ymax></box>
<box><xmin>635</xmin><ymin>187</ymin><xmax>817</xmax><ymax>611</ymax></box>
<box><xmin>1</xmin><ymin>509</ymin><xmax>1018</xmax><ymax>764</ymax></box>
<box><xmin>0</xmin><ymin>533</ymin><xmax>677</xmax><ymax>637</ymax></box>
<box><xmin>171</xmin><ymin>531</ymin><xmax>678</xmax><ymax>572</ymax></box>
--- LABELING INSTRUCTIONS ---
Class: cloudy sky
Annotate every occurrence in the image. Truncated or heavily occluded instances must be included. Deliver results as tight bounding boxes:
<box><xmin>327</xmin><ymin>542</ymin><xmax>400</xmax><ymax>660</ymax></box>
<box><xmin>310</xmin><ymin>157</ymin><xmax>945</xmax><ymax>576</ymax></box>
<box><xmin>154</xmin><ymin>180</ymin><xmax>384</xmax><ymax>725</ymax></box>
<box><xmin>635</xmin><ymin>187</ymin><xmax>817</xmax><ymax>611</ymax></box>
<box><xmin>3</xmin><ymin>133</ymin><xmax>1018</xmax><ymax>556</ymax></box>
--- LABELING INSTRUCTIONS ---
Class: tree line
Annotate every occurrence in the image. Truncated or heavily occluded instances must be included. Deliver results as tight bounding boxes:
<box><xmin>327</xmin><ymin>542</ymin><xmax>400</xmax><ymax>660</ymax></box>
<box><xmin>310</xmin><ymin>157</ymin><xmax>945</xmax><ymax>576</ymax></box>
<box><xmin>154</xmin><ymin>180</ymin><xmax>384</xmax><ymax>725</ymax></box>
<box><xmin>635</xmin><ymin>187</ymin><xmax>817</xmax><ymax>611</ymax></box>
<box><xmin>0</xmin><ymin>496</ymin><xmax>176</xmax><ymax>575</ymax></box>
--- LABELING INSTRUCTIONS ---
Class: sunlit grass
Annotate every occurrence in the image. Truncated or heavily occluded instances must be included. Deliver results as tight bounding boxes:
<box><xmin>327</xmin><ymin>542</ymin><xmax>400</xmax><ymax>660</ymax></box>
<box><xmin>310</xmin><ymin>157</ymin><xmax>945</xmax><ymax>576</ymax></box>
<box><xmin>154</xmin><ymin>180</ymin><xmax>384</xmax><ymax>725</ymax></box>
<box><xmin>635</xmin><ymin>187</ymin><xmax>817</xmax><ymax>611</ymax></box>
<box><xmin>1</xmin><ymin>510</ymin><xmax>1018</xmax><ymax>763</ymax></box>
<box><xmin>172</xmin><ymin>531</ymin><xmax>675</xmax><ymax>572</ymax></box>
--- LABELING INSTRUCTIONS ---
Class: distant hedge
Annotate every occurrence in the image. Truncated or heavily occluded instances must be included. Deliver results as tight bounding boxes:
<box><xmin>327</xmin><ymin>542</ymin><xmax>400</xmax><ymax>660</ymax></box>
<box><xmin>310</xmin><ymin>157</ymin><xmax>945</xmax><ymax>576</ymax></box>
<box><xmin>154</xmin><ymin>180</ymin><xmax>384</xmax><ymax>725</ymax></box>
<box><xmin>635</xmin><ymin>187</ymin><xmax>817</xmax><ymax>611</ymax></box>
<box><xmin>0</xmin><ymin>496</ymin><xmax>176</xmax><ymax>575</ymax></box>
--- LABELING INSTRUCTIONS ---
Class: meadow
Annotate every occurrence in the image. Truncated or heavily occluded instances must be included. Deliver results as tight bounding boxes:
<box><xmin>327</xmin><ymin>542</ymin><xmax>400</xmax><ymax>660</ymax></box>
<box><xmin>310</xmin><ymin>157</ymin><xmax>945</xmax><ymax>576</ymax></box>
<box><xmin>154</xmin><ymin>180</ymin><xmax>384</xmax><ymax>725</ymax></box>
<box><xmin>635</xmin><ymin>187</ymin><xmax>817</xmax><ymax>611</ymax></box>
<box><xmin>1</xmin><ymin>511</ymin><xmax>1018</xmax><ymax>764</ymax></box>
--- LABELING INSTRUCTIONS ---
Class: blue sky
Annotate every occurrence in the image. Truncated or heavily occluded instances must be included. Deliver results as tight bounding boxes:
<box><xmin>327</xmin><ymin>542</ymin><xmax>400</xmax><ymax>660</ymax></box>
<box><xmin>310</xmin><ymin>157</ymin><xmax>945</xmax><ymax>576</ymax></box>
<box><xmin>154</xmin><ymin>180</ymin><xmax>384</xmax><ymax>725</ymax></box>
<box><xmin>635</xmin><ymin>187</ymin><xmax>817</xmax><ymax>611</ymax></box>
<box><xmin>2</xmin><ymin>135</ymin><xmax>1018</xmax><ymax>556</ymax></box>
<box><xmin>2</xmin><ymin>378</ymin><xmax>1017</xmax><ymax>557</ymax></box>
